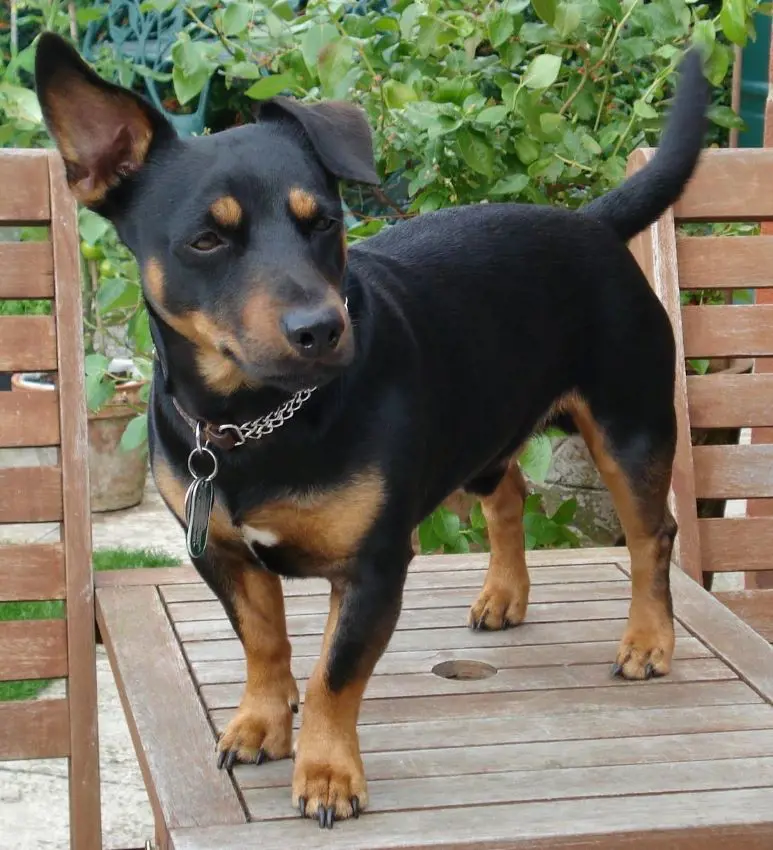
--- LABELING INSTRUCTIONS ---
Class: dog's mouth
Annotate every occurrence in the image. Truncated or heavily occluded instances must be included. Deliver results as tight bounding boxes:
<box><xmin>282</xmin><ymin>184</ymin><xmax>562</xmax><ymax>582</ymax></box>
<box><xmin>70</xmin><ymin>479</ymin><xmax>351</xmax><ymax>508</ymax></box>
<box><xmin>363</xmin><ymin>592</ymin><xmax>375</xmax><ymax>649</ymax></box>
<box><xmin>260</xmin><ymin>362</ymin><xmax>347</xmax><ymax>394</ymax></box>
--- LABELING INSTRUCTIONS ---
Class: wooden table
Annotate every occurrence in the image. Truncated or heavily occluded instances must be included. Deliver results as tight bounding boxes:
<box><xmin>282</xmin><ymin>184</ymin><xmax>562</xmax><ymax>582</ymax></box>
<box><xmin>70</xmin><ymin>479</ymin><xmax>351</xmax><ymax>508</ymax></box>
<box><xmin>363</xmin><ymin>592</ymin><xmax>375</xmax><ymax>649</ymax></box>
<box><xmin>95</xmin><ymin>548</ymin><xmax>773</xmax><ymax>849</ymax></box>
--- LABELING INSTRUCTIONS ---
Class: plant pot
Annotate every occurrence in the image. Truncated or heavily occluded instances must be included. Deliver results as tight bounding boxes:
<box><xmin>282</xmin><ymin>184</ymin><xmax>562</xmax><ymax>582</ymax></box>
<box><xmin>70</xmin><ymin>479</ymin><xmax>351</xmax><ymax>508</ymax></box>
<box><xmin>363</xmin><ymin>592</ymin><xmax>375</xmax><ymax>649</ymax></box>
<box><xmin>12</xmin><ymin>371</ymin><xmax>149</xmax><ymax>513</ymax></box>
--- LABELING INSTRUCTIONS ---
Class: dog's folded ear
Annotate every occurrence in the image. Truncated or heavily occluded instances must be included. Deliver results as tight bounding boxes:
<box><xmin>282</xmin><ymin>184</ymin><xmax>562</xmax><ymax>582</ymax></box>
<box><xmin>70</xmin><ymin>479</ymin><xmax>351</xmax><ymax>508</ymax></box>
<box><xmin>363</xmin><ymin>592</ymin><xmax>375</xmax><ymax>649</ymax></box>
<box><xmin>257</xmin><ymin>97</ymin><xmax>379</xmax><ymax>186</ymax></box>
<box><xmin>35</xmin><ymin>33</ymin><xmax>174</xmax><ymax>208</ymax></box>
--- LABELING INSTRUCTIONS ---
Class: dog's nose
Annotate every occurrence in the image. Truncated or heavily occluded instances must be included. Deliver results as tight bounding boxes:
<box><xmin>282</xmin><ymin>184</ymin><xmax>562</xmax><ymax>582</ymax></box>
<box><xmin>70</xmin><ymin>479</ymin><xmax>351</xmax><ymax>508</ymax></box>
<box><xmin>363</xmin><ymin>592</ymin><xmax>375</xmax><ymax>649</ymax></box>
<box><xmin>281</xmin><ymin>306</ymin><xmax>345</xmax><ymax>359</ymax></box>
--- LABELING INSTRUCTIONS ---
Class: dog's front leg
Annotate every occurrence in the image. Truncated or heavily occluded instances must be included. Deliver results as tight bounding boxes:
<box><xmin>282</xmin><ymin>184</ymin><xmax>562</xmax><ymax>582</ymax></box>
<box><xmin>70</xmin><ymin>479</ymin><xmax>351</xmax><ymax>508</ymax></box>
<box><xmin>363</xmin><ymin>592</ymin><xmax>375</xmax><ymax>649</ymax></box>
<box><xmin>199</xmin><ymin>545</ymin><xmax>299</xmax><ymax>769</ymax></box>
<box><xmin>293</xmin><ymin>550</ymin><xmax>409</xmax><ymax>828</ymax></box>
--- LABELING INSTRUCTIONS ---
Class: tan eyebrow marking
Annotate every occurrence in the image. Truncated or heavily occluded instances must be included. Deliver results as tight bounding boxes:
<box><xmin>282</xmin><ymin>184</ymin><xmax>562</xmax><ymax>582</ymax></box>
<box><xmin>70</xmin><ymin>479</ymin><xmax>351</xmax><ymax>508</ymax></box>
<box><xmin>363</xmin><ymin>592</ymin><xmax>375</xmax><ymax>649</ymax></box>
<box><xmin>210</xmin><ymin>195</ymin><xmax>243</xmax><ymax>228</ymax></box>
<box><xmin>288</xmin><ymin>187</ymin><xmax>318</xmax><ymax>221</ymax></box>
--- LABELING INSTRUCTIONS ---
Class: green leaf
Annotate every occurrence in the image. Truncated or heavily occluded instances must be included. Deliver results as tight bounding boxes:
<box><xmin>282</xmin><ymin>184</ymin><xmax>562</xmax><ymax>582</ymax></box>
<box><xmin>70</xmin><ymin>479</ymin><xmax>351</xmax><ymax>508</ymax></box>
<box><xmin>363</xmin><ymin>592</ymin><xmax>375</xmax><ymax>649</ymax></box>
<box><xmin>85</xmin><ymin>373</ymin><xmax>114</xmax><ymax>412</ymax></box>
<box><xmin>301</xmin><ymin>23</ymin><xmax>339</xmax><ymax>72</ymax></box>
<box><xmin>707</xmin><ymin>105</ymin><xmax>745</xmax><ymax>130</ymax></box>
<box><xmin>418</xmin><ymin>516</ymin><xmax>441</xmax><ymax>553</ymax></box>
<box><xmin>488</xmin><ymin>9</ymin><xmax>515</xmax><ymax>47</ymax></box>
<box><xmin>172</xmin><ymin>65</ymin><xmax>210</xmax><ymax>105</ymax></box>
<box><xmin>456</xmin><ymin>129</ymin><xmax>495</xmax><ymax>177</ymax></box>
<box><xmin>383</xmin><ymin>80</ymin><xmax>418</xmax><ymax>109</ymax></box>
<box><xmin>522</xmin><ymin>54</ymin><xmax>562</xmax><ymax>89</ymax></box>
<box><xmin>0</xmin><ymin>84</ymin><xmax>42</xmax><ymax>124</ymax></box>
<box><xmin>518</xmin><ymin>435</ymin><xmax>553</xmax><ymax>483</ymax></box>
<box><xmin>432</xmin><ymin>507</ymin><xmax>462</xmax><ymax>545</ymax></box>
<box><xmin>551</xmin><ymin>497</ymin><xmax>577</xmax><ymax>525</ymax></box>
<box><xmin>706</xmin><ymin>42</ymin><xmax>731</xmax><ymax>86</ymax></box>
<box><xmin>540</xmin><ymin>112</ymin><xmax>563</xmax><ymax>135</ymax></box>
<box><xmin>720</xmin><ymin>0</ymin><xmax>747</xmax><ymax>46</ymax></box>
<box><xmin>489</xmin><ymin>173</ymin><xmax>529</xmax><ymax>195</ymax></box>
<box><xmin>318</xmin><ymin>39</ymin><xmax>355</xmax><ymax>98</ymax></box>
<box><xmin>470</xmin><ymin>500</ymin><xmax>487</xmax><ymax>530</ymax></box>
<box><xmin>221</xmin><ymin>2</ymin><xmax>251</xmax><ymax>36</ymax></box>
<box><xmin>691</xmin><ymin>19</ymin><xmax>716</xmax><ymax>57</ymax></box>
<box><xmin>476</xmin><ymin>105</ymin><xmax>509</xmax><ymax>126</ymax></box>
<box><xmin>515</xmin><ymin>135</ymin><xmax>541</xmax><ymax>164</ymax></box>
<box><xmin>633</xmin><ymin>99</ymin><xmax>657</xmax><ymax>119</ymax></box>
<box><xmin>79</xmin><ymin>209</ymin><xmax>110</xmax><ymax>246</ymax></box>
<box><xmin>85</xmin><ymin>353</ymin><xmax>110</xmax><ymax>377</ymax></box>
<box><xmin>96</xmin><ymin>278</ymin><xmax>129</xmax><ymax>313</ymax></box>
<box><xmin>244</xmin><ymin>72</ymin><xmax>298</xmax><ymax>100</ymax></box>
<box><xmin>227</xmin><ymin>61</ymin><xmax>263</xmax><ymax>80</ymax></box>
<box><xmin>555</xmin><ymin>3</ymin><xmax>582</xmax><ymax>38</ymax></box>
<box><xmin>120</xmin><ymin>414</ymin><xmax>148</xmax><ymax>452</ymax></box>
<box><xmin>400</xmin><ymin>3</ymin><xmax>423</xmax><ymax>40</ymax></box>
<box><xmin>689</xmin><ymin>358</ymin><xmax>710</xmax><ymax>375</ymax></box>
<box><xmin>531</xmin><ymin>0</ymin><xmax>557</xmax><ymax>26</ymax></box>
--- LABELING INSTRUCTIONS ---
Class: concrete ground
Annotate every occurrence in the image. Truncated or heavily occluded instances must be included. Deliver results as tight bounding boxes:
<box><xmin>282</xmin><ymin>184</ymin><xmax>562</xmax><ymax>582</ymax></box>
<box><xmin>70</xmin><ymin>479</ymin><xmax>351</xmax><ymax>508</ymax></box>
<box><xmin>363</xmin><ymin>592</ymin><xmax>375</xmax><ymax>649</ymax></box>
<box><xmin>0</xmin><ymin>464</ymin><xmax>746</xmax><ymax>849</ymax></box>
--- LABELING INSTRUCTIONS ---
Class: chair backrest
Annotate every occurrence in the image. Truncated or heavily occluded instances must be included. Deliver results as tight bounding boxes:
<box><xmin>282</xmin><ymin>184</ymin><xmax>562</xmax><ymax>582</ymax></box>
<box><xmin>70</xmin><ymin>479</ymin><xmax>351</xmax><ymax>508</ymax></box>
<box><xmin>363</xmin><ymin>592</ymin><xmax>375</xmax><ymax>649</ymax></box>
<box><xmin>628</xmin><ymin>147</ymin><xmax>773</xmax><ymax>587</ymax></box>
<box><xmin>0</xmin><ymin>149</ymin><xmax>101</xmax><ymax>847</ymax></box>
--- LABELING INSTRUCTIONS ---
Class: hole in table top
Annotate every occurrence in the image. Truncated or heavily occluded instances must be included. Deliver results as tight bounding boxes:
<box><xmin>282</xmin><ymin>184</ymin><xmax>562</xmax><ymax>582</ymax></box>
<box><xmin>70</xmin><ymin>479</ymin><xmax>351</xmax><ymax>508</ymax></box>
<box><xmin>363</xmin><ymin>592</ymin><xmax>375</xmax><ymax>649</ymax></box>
<box><xmin>432</xmin><ymin>660</ymin><xmax>497</xmax><ymax>681</ymax></box>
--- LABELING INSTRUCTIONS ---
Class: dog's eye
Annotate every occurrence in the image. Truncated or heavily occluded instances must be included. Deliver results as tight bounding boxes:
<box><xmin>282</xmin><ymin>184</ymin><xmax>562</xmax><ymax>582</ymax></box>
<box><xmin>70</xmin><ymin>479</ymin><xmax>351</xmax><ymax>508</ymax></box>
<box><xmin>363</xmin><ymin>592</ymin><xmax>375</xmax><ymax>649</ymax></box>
<box><xmin>312</xmin><ymin>216</ymin><xmax>337</xmax><ymax>233</ymax></box>
<box><xmin>190</xmin><ymin>231</ymin><xmax>225</xmax><ymax>253</ymax></box>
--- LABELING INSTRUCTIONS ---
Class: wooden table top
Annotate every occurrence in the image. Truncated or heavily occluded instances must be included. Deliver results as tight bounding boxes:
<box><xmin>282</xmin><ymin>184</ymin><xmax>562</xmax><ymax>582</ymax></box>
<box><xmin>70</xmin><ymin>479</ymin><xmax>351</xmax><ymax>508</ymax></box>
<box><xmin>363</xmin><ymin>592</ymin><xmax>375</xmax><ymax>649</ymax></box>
<box><xmin>95</xmin><ymin>548</ymin><xmax>773</xmax><ymax>849</ymax></box>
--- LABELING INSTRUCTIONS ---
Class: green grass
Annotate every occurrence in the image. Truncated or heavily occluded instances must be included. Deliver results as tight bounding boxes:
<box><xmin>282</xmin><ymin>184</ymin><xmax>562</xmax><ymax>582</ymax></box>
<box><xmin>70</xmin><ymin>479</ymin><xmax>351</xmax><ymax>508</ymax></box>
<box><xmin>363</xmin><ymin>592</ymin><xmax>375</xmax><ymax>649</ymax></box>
<box><xmin>0</xmin><ymin>546</ymin><xmax>179</xmax><ymax>701</ymax></box>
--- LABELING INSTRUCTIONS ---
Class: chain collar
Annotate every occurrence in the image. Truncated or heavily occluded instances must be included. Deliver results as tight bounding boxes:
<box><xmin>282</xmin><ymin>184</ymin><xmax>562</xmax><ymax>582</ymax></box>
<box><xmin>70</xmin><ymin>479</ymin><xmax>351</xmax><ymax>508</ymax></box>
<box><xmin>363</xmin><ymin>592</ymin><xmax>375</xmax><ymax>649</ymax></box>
<box><xmin>172</xmin><ymin>386</ymin><xmax>316</xmax><ymax>451</ymax></box>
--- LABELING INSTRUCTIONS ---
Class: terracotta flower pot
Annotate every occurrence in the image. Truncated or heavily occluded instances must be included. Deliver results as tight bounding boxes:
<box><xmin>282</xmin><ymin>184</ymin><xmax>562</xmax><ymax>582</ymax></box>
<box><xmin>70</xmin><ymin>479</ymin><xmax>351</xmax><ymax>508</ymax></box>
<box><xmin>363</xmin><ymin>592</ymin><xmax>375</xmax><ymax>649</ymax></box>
<box><xmin>12</xmin><ymin>371</ymin><xmax>149</xmax><ymax>513</ymax></box>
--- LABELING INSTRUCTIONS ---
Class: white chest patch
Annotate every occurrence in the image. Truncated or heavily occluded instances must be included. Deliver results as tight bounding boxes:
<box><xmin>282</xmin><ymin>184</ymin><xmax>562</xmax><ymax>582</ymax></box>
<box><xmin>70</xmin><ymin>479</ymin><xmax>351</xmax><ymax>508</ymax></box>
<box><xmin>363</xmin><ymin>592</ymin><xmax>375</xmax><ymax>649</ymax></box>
<box><xmin>243</xmin><ymin>525</ymin><xmax>281</xmax><ymax>548</ymax></box>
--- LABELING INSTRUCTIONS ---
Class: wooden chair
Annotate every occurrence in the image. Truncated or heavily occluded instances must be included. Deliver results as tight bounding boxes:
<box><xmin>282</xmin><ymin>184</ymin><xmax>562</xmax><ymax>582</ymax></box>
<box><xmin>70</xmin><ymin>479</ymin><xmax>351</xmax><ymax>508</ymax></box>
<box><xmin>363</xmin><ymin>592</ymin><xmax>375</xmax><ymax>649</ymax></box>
<box><xmin>0</xmin><ymin>149</ymin><xmax>101</xmax><ymax>847</ymax></box>
<box><xmin>629</xmin><ymin>146</ymin><xmax>773</xmax><ymax>641</ymax></box>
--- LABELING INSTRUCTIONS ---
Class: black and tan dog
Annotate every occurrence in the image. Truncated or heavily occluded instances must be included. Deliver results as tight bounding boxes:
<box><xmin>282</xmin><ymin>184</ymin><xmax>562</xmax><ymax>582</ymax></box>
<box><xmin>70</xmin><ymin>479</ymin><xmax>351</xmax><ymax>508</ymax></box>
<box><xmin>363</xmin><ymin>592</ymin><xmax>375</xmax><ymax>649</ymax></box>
<box><xmin>36</xmin><ymin>33</ymin><xmax>708</xmax><ymax>828</ymax></box>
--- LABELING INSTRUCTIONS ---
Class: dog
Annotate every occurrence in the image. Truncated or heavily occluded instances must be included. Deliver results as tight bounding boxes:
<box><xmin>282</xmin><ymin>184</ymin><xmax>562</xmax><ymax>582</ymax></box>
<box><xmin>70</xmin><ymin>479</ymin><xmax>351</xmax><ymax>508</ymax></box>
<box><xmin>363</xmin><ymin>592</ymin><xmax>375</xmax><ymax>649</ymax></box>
<box><xmin>35</xmin><ymin>33</ymin><xmax>709</xmax><ymax>828</ymax></box>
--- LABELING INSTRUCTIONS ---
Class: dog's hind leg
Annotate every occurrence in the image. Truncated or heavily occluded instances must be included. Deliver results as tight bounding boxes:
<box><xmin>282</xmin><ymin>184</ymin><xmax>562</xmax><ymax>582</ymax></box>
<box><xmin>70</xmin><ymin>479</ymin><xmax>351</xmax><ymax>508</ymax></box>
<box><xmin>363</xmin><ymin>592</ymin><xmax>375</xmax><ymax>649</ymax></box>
<box><xmin>571</xmin><ymin>398</ymin><xmax>677</xmax><ymax>680</ymax></box>
<box><xmin>466</xmin><ymin>459</ymin><xmax>530</xmax><ymax>630</ymax></box>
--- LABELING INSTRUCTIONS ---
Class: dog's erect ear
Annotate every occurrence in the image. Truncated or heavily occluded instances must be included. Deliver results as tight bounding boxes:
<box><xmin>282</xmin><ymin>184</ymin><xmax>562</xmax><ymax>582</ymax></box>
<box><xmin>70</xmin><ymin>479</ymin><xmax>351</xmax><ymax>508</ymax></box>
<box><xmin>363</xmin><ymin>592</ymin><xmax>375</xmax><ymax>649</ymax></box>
<box><xmin>258</xmin><ymin>96</ymin><xmax>379</xmax><ymax>186</ymax></box>
<box><xmin>35</xmin><ymin>33</ymin><xmax>173</xmax><ymax>207</ymax></box>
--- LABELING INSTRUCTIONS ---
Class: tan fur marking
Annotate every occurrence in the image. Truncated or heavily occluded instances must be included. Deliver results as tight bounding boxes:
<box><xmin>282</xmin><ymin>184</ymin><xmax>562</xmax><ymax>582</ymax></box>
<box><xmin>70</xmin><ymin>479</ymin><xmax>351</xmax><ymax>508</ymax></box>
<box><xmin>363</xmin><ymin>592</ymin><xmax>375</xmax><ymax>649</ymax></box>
<box><xmin>288</xmin><ymin>187</ymin><xmax>318</xmax><ymax>221</ymax></box>
<box><xmin>144</xmin><ymin>258</ymin><xmax>166</xmax><ymax>308</ymax></box>
<box><xmin>210</xmin><ymin>195</ymin><xmax>243</xmax><ymax>229</ymax></box>
<box><xmin>153</xmin><ymin>458</ymin><xmax>234</xmax><ymax>541</ymax></box>
<box><xmin>469</xmin><ymin>461</ymin><xmax>530</xmax><ymax>630</ymax></box>
<box><xmin>570</xmin><ymin>398</ymin><xmax>675</xmax><ymax>679</ymax></box>
<box><xmin>293</xmin><ymin>586</ymin><xmax>369</xmax><ymax>820</ymax></box>
<box><xmin>219</xmin><ymin>563</ymin><xmax>298</xmax><ymax>762</ymax></box>
<box><xmin>242</xmin><ymin>471</ymin><xmax>384</xmax><ymax>569</ymax></box>
<box><xmin>240</xmin><ymin>289</ymin><xmax>295</xmax><ymax>355</ymax></box>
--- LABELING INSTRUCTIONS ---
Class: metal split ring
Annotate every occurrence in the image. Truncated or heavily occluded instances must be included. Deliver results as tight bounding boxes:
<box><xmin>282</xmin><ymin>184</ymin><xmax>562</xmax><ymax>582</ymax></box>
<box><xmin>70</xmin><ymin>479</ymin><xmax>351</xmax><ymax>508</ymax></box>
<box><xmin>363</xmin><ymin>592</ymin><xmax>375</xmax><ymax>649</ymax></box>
<box><xmin>187</xmin><ymin>446</ymin><xmax>218</xmax><ymax>481</ymax></box>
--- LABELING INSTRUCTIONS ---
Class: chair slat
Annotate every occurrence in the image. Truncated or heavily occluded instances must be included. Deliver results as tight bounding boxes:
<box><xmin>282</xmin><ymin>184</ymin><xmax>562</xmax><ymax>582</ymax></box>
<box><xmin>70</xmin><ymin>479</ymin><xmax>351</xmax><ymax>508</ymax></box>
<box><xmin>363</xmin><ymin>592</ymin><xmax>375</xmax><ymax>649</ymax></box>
<box><xmin>0</xmin><ymin>544</ymin><xmax>65</xmax><ymax>601</ymax></box>
<box><xmin>0</xmin><ymin>316</ymin><xmax>57</xmax><ymax>371</ymax></box>
<box><xmin>0</xmin><ymin>390</ymin><xmax>60</xmax><ymax>447</ymax></box>
<box><xmin>0</xmin><ymin>242</ymin><xmax>54</xmax><ymax>298</ymax></box>
<box><xmin>682</xmin><ymin>306</ymin><xmax>773</xmax><ymax>358</ymax></box>
<box><xmin>0</xmin><ymin>467</ymin><xmax>63</xmax><ymax>522</ymax></box>
<box><xmin>693</xmin><ymin>444</ymin><xmax>773</xmax><ymax>499</ymax></box>
<box><xmin>687</xmin><ymin>373</ymin><xmax>773</xmax><ymax>428</ymax></box>
<box><xmin>674</xmin><ymin>149</ymin><xmax>773</xmax><ymax>221</ymax></box>
<box><xmin>0</xmin><ymin>620</ymin><xmax>68</xmax><ymax>681</ymax></box>
<box><xmin>0</xmin><ymin>699</ymin><xmax>70</xmax><ymax>759</ymax></box>
<box><xmin>699</xmin><ymin>518</ymin><xmax>773</xmax><ymax>572</ymax></box>
<box><xmin>676</xmin><ymin>236</ymin><xmax>773</xmax><ymax>290</ymax></box>
<box><xmin>0</xmin><ymin>152</ymin><xmax>51</xmax><ymax>224</ymax></box>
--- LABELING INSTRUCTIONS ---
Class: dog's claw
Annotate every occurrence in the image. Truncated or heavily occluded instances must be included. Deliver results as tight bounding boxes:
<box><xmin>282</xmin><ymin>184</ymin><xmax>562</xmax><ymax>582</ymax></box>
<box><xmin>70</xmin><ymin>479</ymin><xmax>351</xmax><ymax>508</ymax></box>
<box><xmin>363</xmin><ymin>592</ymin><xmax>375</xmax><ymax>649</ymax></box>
<box><xmin>216</xmin><ymin>750</ymin><xmax>226</xmax><ymax>770</ymax></box>
<box><xmin>352</xmin><ymin>796</ymin><xmax>360</xmax><ymax>819</ymax></box>
<box><xmin>255</xmin><ymin>749</ymin><xmax>266</xmax><ymax>766</ymax></box>
<box><xmin>224</xmin><ymin>750</ymin><xmax>237</xmax><ymax>771</ymax></box>
<box><xmin>298</xmin><ymin>797</ymin><xmax>307</xmax><ymax>818</ymax></box>
<box><xmin>326</xmin><ymin>806</ymin><xmax>335</xmax><ymax>829</ymax></box>
<box><xmin>290</xmin><ymin>702</ymin><xmax>299</xmax><ymax>715</ymax></box>
<box><xmin>317</xmin><ymin>804</ymin><xmax>326</xmax><ymax>828</ymax></box>
<box><xmin>611</xmin><ymin>662</ymin><xmax>623</xmax><ymax>678</ymax></box>
<box><xmin>644</xmin><ymin>663</ymin><xmax>655</xmax><ymax>679</ymax></box>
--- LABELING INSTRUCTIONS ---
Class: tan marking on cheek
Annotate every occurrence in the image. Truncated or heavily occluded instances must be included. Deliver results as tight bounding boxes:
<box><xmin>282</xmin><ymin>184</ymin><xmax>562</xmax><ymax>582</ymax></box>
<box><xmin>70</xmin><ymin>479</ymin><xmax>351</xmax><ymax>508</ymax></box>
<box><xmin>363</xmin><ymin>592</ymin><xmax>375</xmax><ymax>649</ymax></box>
<box><xmin>152</xmin><ymin>457</ymin><xmax>234</xmax><ymax>540</ymax></box>
<box><xmin>196</xmin><ymin>347</ymin><xmax>249</xmax><ymax>394</ymax></box>
<box><xmin>288</xmin><ymin>187</ymin><xmax>318</xmax><ymax>221</ymax></box>
<box><xmin>241</xmin><ymin>289</ymin><xmax>291</xmax><ymax>353</ymax></box>
<box><xmin>144</xmin><ymin>258</ymin><xmax>166</xmax><ymax>308</ymax></box>
<box><xmin>243</xmin><ymin>470</ymin><xmax>384</xmax><ymax>567</ymax></box>
<box><xmin>210</xmin><ymin>195</ymin><xmax>242</xmax><ymax>228</ymax></box>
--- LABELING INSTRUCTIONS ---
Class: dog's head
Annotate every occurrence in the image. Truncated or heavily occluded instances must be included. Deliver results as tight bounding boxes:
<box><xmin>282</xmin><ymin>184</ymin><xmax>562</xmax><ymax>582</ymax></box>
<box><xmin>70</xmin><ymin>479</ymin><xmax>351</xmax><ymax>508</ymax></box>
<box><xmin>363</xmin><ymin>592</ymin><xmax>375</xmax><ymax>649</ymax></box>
<box><xmin>35</xmin><ymin>33</ymin><xmax>379</xmax><ymax>396</ymax></box>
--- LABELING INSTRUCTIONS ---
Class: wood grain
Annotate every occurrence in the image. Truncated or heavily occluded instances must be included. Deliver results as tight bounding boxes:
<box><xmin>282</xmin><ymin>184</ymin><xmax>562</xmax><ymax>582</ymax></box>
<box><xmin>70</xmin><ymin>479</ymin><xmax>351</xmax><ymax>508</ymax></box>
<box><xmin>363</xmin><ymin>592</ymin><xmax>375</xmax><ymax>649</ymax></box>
<box><xmin>699</xmin><ymin>518</ymin><xmax>773</xmax><ymax>573</ymax></box>
<box><xmin>0</xmin><ymin>699</ymin><xmax>69</xmax><ymax>759</ymax></box>
<box><xmin>676</xmin><ymin>235</ymin><xmax>773</xmax><ymax>290</ymax></box>
<box><xmin>48</xmin><ymin>151</ymin><xmax>102</xmax><ymax>850</ymax></box>
<box><xmin>0</xmin><ymin>619</ymin><xmax>67</xmax><ymax>681</ymax></box>
<box><xmin>682</xmin><ymin>305</ymin><xmax>773</xmax><ymax>359</ymax></box>
<box><xmin>96</xmin><ymin>584</ymin><xmax>247</xmax><ymax>830</ymax></box>
<box><xmin>0</xmin><ymin>241</ymin><xmax>54</xmax><ymax>298</ymax></box>
<box><xmin>687</xmin><ymin>373</ymin><xmax>773</xmax><ymax>429</ymax></box>
<box><xmin>0</xmin><ymin>315</ymin><xmax>57</xmax><ymax>371</ymax></box>
<box><xmin>0</xmin><ymin>466</ymin><xmax>62</xmax><ymax>522</ymax></box>
<box><xmin>0</xmin><ymin>390</ymin><xmax>60</xmax><ymax>447</ymax></box>
<box><xmin>693</xmin><ymin>444</ymin><xmax>773</xmax><ymax>499</ymax></box>
<box><xmin>0</xmin><ymin>151</ymin><xmax>51</xmax><ymax>223</ymax></box>
<box><xmin>715</xmin><ymin>590</ymin><xmax>773</xmax><ymax>642</ymax></box>
<box><xmin>0</xmin><ymin>543</ymin><xmax>65</xmax><ymax>600</ymax></box>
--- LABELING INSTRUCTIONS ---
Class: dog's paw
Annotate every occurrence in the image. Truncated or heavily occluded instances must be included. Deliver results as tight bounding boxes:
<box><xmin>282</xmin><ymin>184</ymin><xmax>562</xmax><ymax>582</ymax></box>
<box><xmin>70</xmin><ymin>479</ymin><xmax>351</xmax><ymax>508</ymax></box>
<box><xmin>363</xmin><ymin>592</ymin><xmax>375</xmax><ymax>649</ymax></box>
<box><xmin>469</xmin><ymin>582</ymin><xmax>529</xmax><ymax>630</ymax></box>
<box><xmin>292</xmin><ymin>730</ymin><xmax>367</xmax><ymax>828</ymax></box>
<box><xmin>612</xmin><ymin>624</ymin><xmax>675</xmax><ymax>680</ymax></box>
<box><xmin>216</xmin><ymin>688</ymin><xmax>297</xmax><ymax>770</ymax></box>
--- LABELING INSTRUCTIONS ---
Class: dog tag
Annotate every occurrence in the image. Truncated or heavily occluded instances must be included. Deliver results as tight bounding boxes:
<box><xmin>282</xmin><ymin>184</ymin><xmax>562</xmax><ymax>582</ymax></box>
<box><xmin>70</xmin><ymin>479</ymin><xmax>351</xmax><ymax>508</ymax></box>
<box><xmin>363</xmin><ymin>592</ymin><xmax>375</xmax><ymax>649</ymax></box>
<box><xmin>185</xmin><ymin>477</ymin><xmax>214</xmax><ymax>560</ymax></box>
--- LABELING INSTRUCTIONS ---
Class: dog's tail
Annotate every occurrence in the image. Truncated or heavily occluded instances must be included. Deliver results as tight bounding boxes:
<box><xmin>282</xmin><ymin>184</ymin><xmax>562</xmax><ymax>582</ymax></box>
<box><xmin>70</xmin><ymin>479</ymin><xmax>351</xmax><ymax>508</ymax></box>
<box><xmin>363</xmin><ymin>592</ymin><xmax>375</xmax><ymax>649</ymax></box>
<box><xmin>582</xmin><ymin>50</ymin><xmax>709</xmax><ymax>243</ymax></box>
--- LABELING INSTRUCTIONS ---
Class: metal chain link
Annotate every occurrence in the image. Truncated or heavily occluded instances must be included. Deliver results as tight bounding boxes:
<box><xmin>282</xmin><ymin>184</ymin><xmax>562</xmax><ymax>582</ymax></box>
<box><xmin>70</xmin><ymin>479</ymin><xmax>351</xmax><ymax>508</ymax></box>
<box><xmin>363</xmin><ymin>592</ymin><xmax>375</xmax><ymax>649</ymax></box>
<box><xmin>213</xmin><ymin>387</ymin><xmax>316</xmax><ymax>445</ymax></box>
